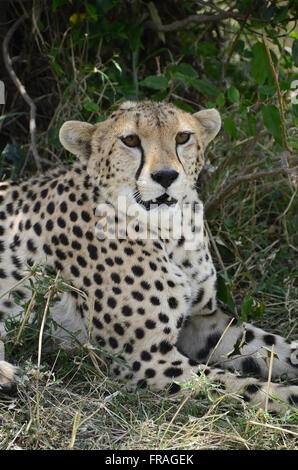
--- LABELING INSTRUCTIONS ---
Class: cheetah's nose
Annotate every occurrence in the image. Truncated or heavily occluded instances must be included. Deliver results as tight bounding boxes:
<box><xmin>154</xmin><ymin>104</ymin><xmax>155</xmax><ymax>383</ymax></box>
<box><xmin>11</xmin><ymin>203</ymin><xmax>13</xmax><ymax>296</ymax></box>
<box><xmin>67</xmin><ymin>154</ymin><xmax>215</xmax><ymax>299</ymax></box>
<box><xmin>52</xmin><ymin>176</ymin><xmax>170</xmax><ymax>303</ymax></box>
<box><xmin>151</xmin><ymin>170</ymin><xmax>179</xmax><ymax>189</ymax></box>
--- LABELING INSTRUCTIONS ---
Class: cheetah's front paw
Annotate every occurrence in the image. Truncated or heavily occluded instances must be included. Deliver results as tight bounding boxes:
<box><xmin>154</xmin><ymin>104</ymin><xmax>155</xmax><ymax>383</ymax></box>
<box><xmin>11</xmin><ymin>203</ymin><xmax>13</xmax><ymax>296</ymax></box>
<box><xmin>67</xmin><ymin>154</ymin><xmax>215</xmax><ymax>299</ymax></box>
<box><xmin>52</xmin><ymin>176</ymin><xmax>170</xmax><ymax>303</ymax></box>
<box><xmin>0</xmin><ymin>361</ymin><xmax>19</xmax><ymax>395</ymax></box>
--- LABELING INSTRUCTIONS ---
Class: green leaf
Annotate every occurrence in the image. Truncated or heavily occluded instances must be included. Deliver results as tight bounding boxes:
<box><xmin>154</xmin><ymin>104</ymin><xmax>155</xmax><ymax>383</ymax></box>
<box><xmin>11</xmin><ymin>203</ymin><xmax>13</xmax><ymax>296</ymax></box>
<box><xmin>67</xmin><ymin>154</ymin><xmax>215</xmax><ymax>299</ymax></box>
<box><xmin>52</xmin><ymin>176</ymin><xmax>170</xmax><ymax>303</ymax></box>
<box><xmin>52</xmin><ymin>0</ymin><xmax>66</xmax><ymax>12</ymax></box>
<box><xmin>227</xmin><ymin>86</ymin><xmax>240</xmax><ymax>103</ymax></box>
<box><xmin>86</xmin><ymin>3</ymin><xmax>98</xmax><ymax>21</ymax></box>
<box><xmin>246</xmin><ymin>112</ymin><xmax>257</xmax><ymax>137</ymax></box>
<box><xmin>217</xmin><ymin>275</ymin><xmax>235</xmax><ymax>312</ymax></box>
<box><xmin>84</xmin><ymin>102</ymin><xmax>99</xmax><ymax>113</ymax></box>
<box><xmin>191</xmin><ymin>79</ymin><xmax>219</xmax><ymax>97</ymax></box>
<box><xmin>216</xmin><ymin>92</ymin><xmax>225</xmax><ymax>107</ymax></box>
<box><xmin>261</xmin><ymin>104</ymin><xmax>282</xmax><ymax>146</ymax></box>
<box><xmin>292</xmin><ymin>39</ymin><xmax>298</xmax><ymax>67</ymax></box>
<box><xmin>250</xmin><ymin>42</ymin><xmax>270</xmax><ymax>85</ymax></box>
<box><xmin>139</xmin><ymin>75</ymin><xmax>168</xmax><ymax>90</ymax></box>
<box><xmin>147</xmin><ymin>2</ymin><xmax>165</xmax><ymax>44</ymax></box>
<box><xmin>176</xmin><ymin>63</ymin><xmax>198</xmax><ymax>79</ymax></box>
<box><xmin>223</xmin><ymin>117</ymin><xmax>238</xmax><ymax>139</ymax></box>
<box><xmin>241</xmin><ymin>293</ymin><xmax>254</xmax><ymax>321</ymax></box>
<box><xmin>196</xmin><ymin>42</ymin><xmax>217</xmax><ymax>57</ymax></box>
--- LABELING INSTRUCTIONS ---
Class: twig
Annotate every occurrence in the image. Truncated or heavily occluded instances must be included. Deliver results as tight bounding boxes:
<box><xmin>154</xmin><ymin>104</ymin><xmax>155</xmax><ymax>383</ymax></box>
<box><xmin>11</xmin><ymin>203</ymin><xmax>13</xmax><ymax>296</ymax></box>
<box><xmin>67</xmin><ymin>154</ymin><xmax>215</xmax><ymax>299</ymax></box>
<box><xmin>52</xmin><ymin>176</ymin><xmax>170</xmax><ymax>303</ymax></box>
<box><xmin>205</xmin><ymin>164</ymin><xmax>296</xmax><ymax>216</ymax></box>
<box><xmin>2</xmin><ymin>15</ymin><xmax>42</xmax><ymax>170</ymax></box>
<box><xmin>144</xmin><ymin>10</ymin><xmax>274</xmax><ymax>33</ymax></box>
<box><xmin>220</xmin><ymin>2</ymin><xmax>254</xmax><ymax>84</ymax></box>
<box><xmin>265</xmin><ymin>345</ymin><xmax>274</xmax><ymax>414</ymax></box>
<box><xmin>248</xmin><ymin>421</ymin><xmax>298</xmax><ymax>438</ymax></box>
<box><xmin>262</xmin><ymin>30</ymin><xmax>293</xmax><ymax>156</ymax></box>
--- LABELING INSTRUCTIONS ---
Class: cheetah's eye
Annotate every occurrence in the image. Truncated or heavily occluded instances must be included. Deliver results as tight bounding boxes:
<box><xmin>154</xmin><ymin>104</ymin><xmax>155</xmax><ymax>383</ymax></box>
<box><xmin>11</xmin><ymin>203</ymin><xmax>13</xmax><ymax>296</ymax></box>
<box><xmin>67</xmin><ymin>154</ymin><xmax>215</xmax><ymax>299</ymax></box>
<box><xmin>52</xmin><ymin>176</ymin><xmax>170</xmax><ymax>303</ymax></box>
<box><xmin>175</xmin><ymin>132</ymin><xmax>191</xmax><ymax>145</ymax></box>
<box><xmin>121</xmin><ymin>134</ymin><xmax>140</xmax><ymax>148</ymax></box>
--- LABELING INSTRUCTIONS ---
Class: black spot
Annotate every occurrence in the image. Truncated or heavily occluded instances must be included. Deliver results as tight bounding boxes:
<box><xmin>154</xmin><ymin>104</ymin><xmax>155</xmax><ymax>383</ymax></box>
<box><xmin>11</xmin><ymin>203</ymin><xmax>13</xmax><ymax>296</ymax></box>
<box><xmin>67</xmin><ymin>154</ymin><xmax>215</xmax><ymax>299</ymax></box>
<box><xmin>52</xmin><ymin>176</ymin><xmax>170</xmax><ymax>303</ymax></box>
<box><xmin>109</xmin><ymin>337</ymin><xmax>118</xmax><ymax>349</ymax></box>
<box><xmin>83</xmin><ymin>276</ymin><xmax>91</xmax><ymax>287</ymax></box>
<box><xmin>155</xmin><ymin>280</ymin><xmax>163</xmax><ymax>291</ymax></box>
<box><xmin>122</xmin><ymin>305</ymin><xmax>133</xmax><ymax>316</ymax></box>
<box><xmin>40</xmin><ymin>188</ymin><xmax>48</xmax><ymax>198</ymax></box>
<box><xmin>114</xmin><ymin>323</ymin><xmax>124</xmax><ymax>335</ymax></box>
<box><xmin>245</xmin><ymin>330</ymin><xmax>255</xmax><ymax>343</ymax></box>
<box><xmin>263</xmin><ymin>334</ymin><xmax>276</xmax><ymax>346</ymax></box>
<box><xmin>192</xmin><ymin>288</ymin><xmax>204</xmax><ymax>305</ymax></box>
<box><xmin>104</xmin><ymin>313</ymin><xmax>111</xmax><ymax>323</ymax></box>
<box><xmin>132</xmin><ymin>291</ymin><xmax>144</xmax><ymax>301</ymax></box>
<box><xmin>125</xmin><ymin>275</ymin><xmax>134</xmax><ymax>285</ymax></box>
<box><xmin>93</xmin><ymin>317</ymin><xmax>103</xmax><ymax>329</ymax></box>
<box><xmin>59</xmin><ymin>234</ymin><xmax>69</xmax><ymax>245</ymax></box>
<box><xmin>135</xmin><ymin>328</ymin><xmax>145</xmax><ymax>339</ymax></box>
<box><xmin>70</xmin><ymin>265</ymin><xmax>80</xmax><ymax>277</ymax></box>
<box><xmin>57</xmin><ymin>217</ymin><xmax>66</xmax><ymax>228</ymax></box>
<box><xmin>159</xmin><ymin>340</ymin><xmax>173</xmax><ymax>354</ymax></box>
<box><xmin>141</xmin><ymin>351</ymin><xmax>151</xmax><ymax>361</ymax></box>
<box><xmin>145</xmin><ymin>369</ymin><xmax>156</xmax><ymax>379</ymax></box>
<box><xmin>56</xmin><ymin>249</ymin><xmax>66</xmax><ymax>260</ymax></box>
<box><xmin>168</xmin><ymin>297</ymin><xmax>178</xmax><ymax>309</ymax></box>
<box><xmin>164</xmin><ymin>367</ymin><xmax>183</xmax><ymax>378</ymax></box>
<box><xmin>132</xmin><ymin>361</ymin><xmax>141</xmax><ymax>371</ymax></box>
<box><xmin>70</xmin><ymin>211</ymin><xmax>78</xmax><ymax>222</ymax></box>
<box><xmin>81</xmin><ymin>210</ymin><xmax>91</xmax><ymax>222</ymax></box>
<box><xmin>288</xmin><ymin>395</ymin><xmax>298</xmax><ymax>406</ymax></box>
<box><xmin>60</xmin><ymin>202</ymin><xmax>67</xmax><ymax>213</ymax></box>
<box><xmin>136</xmin><ymin>379</ymin><xmax>147</xmax><ymax>389</ymax></box>
<box><xmin>77</xmin><ymin>255</ymin><xmax>87</xmax><ymax>267</ymax></box>
<box><xmin>132</xmin><ymin>265</ymin><xmax>144</xmax><ymax>277</ymax></box>
<box><xmin>241</xmin><ymin>357</ymin><xmax>261</xmax><ymax>375</ymax></box>
<box><xmin>46</xmin><ymin>220</ymin><xmax>54</xmax><ymax>231</ymax></box>
<box><xmin>197</xmin><ymin>332</ymin><xmax>221</xmax><ymax>360</ymax></box>
<box><xmin>107</xmin><ymin>297</ymin><xmax>116</xmax><ymax>308</ymax></box>
<box><xmin>145</xmin><ymin>320</ymin><xmax>156</xmax><ymax>329</ymax></box>
<box><xmin>168</xmin><ymin>383</ymin><xmax>181</xmax><ymax>394</ymax></box>
<box><xmin>149</xmin><ymin>261</ymin><xmax>157</xmax><ymax>271</ymax></box>
<box><xmin>95</xmin><ymin>288</ymin><xmax>103</xmax><ymax>299</ymax></box>
<box><xmin>27</xmin><ymin>239</ymin><xmax>37</xmax><ymax>253</ymax></box>
<box><xmin>33</xmin><ymin>201</ymin><xmax>41</xmax><ymax>213</ymax></box>
<box><xmin>43</xmin><ymin>244</ymin><xmax>53</xmax><ymax>255</ymax></box>
<box><xmin>158</xmin><ymin>312</ymin><xmax>169</xmax><ymax>323</ymax></box>
<box><xmin>124</xmin><ymin>247</ymin><xmax>134</xmax><ymax>256</ymax></box>
<box><xmin>246</xmin><ymin>384</ymin><xmax>260</xmax><ymax>394</ymax></box>
<box><xmin>141</xmin><ymin>281</ymin><xmax>150</xmax><ymax>290</ymax></box>
<box><xmin>47</xmin><ymin>202</ymin><xmax>55</xmax><ymax>215</ymax></box>
<box><xmin>71</xmin><ymin>240</ymin><xmax>81</xmax><ymax>250</ymax></box>
<box><xmin>111</xmin><ymin>272</ymin><xmax>121</xmax><ymax>284</ymax></box>
<box><xmin>73</xmin><ymin>225</ymin><xmax>83</xmax><ymax>238</ymax></box>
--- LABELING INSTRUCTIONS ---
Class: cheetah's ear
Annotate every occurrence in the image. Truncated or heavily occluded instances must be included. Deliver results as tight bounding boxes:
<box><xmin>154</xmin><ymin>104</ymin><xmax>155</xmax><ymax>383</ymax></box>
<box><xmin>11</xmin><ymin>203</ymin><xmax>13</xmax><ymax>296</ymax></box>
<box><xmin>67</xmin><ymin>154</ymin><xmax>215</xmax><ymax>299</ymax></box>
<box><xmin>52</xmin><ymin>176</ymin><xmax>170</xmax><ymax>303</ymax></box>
<box><xmin>59</xmin><ymin>121</ymin><xmax>95</xmax><ymax>160</ymax></box>
<box><xmin>193</xmin><ymin>108</ymin><xmax>221</xmax><ymax>145</ymax></box>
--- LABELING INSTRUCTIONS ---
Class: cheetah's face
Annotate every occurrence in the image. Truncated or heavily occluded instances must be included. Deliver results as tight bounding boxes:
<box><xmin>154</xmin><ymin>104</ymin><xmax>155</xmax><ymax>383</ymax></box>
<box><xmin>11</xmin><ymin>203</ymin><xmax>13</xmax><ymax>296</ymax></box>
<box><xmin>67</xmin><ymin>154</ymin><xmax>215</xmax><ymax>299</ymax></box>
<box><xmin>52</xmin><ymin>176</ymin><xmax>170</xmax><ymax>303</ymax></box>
<box><xmin>59</xmin><ymin>101</ymin><xmax>221</xmax><ymax>211</ymax></box>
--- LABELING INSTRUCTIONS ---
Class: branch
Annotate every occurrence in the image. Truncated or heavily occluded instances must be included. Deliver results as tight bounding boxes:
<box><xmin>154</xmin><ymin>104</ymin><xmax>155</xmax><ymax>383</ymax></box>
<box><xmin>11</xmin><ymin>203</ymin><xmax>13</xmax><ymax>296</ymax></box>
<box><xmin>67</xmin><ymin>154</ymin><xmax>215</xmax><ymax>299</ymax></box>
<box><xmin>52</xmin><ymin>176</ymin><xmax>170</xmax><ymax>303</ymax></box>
<box><xmin>144</xmin><ymin>9</ymin><xmax>274</xmax><ymax>33</ymax></box>
<box><xmin>2</xmin><ymin>14</ymin><xmax>42</xmax><ymax>170</ymax></box>
<box><xmin>205</xmin><ymin>158</ymin><xmax>298</xmax><ymax>216</ymax></box>
<box><xmin>262</xmin><ymin>30</ymin><xmax>293</xmax><ymax>156</ymax></box>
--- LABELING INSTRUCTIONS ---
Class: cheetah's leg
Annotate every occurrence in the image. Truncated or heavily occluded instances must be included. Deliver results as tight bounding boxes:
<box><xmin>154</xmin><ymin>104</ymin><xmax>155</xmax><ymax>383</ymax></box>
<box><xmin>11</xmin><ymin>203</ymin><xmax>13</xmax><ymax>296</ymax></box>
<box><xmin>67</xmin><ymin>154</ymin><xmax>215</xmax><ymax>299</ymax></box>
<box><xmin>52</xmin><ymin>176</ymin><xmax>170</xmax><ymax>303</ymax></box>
<box><xmin>0</xmin><ymin>340</ymin><xmax>19</xmax><ymax>393</ymax></box>
<box><xmin>111</xmin><ymin>345</ymin><xmax>298</xmax><ymax>413</ymax></box>
<box><xmin>177</xmin><ymin>308</ymin><xmax>298</xmax><ymax>381</ymax></box>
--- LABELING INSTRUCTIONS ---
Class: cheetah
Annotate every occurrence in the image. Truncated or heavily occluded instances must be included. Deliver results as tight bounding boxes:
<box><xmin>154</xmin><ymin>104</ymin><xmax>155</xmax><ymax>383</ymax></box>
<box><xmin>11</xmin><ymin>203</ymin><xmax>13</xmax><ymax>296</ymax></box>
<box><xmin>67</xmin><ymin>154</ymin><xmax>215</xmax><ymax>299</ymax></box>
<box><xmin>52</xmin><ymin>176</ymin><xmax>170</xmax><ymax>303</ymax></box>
<box><xmin>0</xmin><ymin>100</ymin><xmax>297</xmax><ymax>412</ymax></box>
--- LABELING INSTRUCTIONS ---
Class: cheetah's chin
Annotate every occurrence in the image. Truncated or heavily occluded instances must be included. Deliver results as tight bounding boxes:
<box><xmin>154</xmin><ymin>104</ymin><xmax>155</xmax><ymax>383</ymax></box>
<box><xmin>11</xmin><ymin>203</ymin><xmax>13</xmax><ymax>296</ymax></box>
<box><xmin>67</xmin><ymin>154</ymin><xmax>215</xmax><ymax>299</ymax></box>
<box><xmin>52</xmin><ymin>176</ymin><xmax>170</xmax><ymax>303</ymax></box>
<box><xmin>135</xmin><ymin>193</ymin><xmax>178</xmax><ymax>211</ymax></box>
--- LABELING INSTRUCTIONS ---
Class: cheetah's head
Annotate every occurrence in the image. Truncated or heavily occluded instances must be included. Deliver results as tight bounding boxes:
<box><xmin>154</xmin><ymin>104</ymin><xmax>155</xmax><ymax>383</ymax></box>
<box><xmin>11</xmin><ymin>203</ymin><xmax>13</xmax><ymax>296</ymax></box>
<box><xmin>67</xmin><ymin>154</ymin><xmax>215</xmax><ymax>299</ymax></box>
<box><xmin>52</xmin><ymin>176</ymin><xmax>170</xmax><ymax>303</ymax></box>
<box><xmin>59</xmin><ymin>101</ymin><xmax>221</xmax><ymax>212</ymax></box>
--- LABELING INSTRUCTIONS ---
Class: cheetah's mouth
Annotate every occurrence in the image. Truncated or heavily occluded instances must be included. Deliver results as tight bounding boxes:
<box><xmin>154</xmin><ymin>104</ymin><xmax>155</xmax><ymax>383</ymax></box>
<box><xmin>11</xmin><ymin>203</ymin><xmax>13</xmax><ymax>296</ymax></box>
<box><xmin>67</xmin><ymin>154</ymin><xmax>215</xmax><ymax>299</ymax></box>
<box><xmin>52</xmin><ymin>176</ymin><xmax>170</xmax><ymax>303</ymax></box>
<box><xmin>135</xmin><ymin>193</ymin><xmax>178</xmax><ymax>211</ymax></box>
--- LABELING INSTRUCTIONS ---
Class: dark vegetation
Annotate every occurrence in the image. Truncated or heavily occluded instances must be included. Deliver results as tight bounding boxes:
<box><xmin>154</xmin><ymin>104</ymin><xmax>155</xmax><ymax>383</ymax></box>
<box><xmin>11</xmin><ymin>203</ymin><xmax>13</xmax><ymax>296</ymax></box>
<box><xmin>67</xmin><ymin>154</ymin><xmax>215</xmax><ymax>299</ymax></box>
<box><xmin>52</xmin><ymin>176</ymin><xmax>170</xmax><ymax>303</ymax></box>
<box><xmin>0</xmin><ymin>0</ymin><xmax>297</xmax><ymax>450</ymax></box>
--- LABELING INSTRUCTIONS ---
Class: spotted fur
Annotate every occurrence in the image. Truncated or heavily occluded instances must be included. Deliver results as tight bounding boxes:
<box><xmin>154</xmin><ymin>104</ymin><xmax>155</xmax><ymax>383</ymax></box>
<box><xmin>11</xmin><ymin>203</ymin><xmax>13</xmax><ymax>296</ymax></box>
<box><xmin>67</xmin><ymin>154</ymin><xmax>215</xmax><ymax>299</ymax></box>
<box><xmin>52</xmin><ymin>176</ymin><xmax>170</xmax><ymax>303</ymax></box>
<box><xmin>0</xmin><ymin>101</ymin><xmax>297</xmax><ymax>413</ymax></box>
